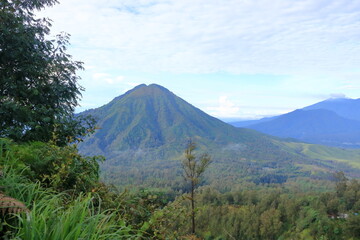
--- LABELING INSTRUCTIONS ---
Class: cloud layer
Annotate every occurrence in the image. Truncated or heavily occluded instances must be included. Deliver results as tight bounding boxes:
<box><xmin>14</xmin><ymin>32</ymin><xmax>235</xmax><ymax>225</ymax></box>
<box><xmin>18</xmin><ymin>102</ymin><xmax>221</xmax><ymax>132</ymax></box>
<box><xmin>38</xmin><ymin>0</ymin><xmax>360</xmax><ymax>118</ymax></box>
<box><xmin>42</xmin><ymin>0</ymin><xmax>360</xmax><ymax>75</ymax></box>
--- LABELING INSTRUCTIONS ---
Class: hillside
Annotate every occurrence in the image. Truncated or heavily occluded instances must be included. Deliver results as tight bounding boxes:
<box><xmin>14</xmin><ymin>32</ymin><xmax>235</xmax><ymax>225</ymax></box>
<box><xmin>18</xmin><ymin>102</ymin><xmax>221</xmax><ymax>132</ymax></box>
<box><xmin>78</xmin><ymin>84</ymin><xmax>360</xmax><ymax>188</ymax></box>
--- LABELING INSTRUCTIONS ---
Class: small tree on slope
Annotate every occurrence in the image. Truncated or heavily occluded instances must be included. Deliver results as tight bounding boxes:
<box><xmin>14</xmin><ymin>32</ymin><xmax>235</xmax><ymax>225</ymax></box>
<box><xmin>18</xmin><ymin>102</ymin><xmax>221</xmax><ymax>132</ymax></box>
<box><xmin>182</xmin><ymin>140</ymin><xmax>211</xmax><ymax>235</ymax></box>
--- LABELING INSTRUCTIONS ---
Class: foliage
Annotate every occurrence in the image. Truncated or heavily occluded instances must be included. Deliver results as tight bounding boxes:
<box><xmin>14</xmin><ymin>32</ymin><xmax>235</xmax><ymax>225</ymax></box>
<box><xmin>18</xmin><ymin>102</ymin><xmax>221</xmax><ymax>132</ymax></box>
<box><xmin>15</xmin><ymin>193</ymin><xmax>141</xmax><ymax>240</ymax></box>
<box><xmin>0</xmin><ymin>138</ymin><xmax>103</xmax><ymax>193</ymax></box>
<box><xmin>0</xmin><ymin>0</ymin><xmax>95</xmax><ymax>146</ymax></box>
<box><xmin>0</xmin><ymin>138</ymin><xmax>175</xmax><ymax>239</ymax></box>
<box><xmin>151</xmin><ymin>174</ymin><xmax>360</xmax><ymax>240</ymax></box>
<box><xmin>0</xmin><ymin>164</ymin><xmax>143</xmax><ymax>239</ymax></box>
<box><xmin>2</xmin><ymin>137</ymin><xmax>360</xmax><ymax>239</ymax></box>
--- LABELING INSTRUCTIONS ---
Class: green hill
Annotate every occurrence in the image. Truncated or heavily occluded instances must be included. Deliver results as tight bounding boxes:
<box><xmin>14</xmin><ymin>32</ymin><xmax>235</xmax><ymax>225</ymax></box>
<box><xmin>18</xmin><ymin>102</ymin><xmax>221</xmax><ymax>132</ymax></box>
<box><xmin>78</xmin><ymin>84</ymin><xmax>360</xmax><ymax>189</ymax></box>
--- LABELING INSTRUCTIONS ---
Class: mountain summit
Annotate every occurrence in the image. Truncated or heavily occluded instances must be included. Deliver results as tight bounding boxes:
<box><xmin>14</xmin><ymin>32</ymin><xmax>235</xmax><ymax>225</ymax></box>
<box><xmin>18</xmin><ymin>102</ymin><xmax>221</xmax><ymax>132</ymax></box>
<box><xmin>303</xmin><ymin>97</ymin><xmax>360</xmax><ymax>121</ymax></box>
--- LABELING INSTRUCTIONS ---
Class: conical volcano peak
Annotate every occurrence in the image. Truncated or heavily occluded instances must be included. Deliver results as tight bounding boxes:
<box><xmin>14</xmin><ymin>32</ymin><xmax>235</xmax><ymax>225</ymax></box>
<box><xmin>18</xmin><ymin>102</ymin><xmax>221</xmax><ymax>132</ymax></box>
<box><xmin>127</xmin><ymin>83</ymin><xmax>172</xmax><ymax>98</ymax></box>
<box><xmin>78</xmin><ymin>83</ymin><xmax>244</xmax><ymax>154</ymax></box>
<box><xmin>148</xmin><ymin>83</ymin><xmax>167</xmax><ymax>89</ymax></box>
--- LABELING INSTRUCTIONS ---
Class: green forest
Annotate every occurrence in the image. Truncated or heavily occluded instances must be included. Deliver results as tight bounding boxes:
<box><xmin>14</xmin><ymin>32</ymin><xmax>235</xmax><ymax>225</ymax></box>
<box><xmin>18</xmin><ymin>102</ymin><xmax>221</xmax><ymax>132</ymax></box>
<box><xmin>1</xmin><ymin>139</ymin><xmax>360</xmax><ymax>239</ymax></box>
<box><xmin>1</xmin><ymin>0</ymin><xmax>360</xmax><ymax>239</ymax></box>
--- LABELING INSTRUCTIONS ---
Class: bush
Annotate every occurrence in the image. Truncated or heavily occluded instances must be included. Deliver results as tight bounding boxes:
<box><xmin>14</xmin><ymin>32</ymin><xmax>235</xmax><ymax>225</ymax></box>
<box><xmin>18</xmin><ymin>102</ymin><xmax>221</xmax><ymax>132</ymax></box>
<box><xmin>0</xmin><ymin>138</ymin><xmax>103</xmax><ymax>193</ymax></box>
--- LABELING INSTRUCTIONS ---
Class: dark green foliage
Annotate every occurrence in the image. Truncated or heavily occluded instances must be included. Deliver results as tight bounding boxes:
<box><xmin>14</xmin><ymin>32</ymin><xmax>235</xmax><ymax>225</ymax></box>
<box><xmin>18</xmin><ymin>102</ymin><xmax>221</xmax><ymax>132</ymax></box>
<box><xmin>346</xmin><ymin>214</ymin><xmax>360</xmax><ymax>238</ymax></box>
<box><xmin>254</xmin><ymin>173</ymin><xmax>288</xmax><ymax>184</ymax></box>
<box><xmin>0</xmin><ymin>138</ymin><xmax>103</xmax><ymax>193</ymax></box>
<box><xmin>152</xmin><ymin>178</ymin><xmax>360</xmax><ymax>240</ymax></box>
<box><xmin>0</xmin><ymin>0</ymin><xmax>94</xmax><ymax>146</ymax></box>
<box><xmin>334</xmin><ymin>171</ymin><xmax>348</xmax><ymax>198</ymax></box>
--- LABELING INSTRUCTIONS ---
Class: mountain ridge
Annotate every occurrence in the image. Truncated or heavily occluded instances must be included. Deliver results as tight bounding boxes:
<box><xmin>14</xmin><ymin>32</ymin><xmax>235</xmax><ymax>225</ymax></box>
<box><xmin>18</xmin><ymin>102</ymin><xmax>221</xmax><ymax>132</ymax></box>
<box><xmin>303</xmin><ymin>97</ymin><xmax>360</xmax><ymax>121</ymax></box>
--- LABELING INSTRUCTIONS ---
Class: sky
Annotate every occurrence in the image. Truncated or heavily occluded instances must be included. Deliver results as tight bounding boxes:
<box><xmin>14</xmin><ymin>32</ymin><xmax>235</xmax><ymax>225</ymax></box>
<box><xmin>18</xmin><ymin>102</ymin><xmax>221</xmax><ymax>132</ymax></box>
<box><xmin>38</xmin><ymin>0</ymin><xmax>360</xmax><ymax>121</ymax></box>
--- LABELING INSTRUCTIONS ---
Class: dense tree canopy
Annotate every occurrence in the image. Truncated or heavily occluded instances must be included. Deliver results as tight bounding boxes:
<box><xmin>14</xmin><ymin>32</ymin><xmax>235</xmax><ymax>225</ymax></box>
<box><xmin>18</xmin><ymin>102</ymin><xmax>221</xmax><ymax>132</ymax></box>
<box><xmin>0</xmin><ymin>0</ymin><xmax>93</xmax><ymax>145</ymax></box>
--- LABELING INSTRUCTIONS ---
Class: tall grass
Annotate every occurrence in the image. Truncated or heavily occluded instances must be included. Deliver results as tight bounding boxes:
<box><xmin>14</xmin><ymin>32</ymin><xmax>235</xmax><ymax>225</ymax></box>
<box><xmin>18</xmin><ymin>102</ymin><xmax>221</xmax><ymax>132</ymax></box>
<box><xmin>14</xmin><ymin>193</ymin><xmax>141</xmax><ymax>240</ymax></box>
<box><xmin>0</xmin><ymin>139</ymin><xmax>144</xmax><ymax>239</ymax></box>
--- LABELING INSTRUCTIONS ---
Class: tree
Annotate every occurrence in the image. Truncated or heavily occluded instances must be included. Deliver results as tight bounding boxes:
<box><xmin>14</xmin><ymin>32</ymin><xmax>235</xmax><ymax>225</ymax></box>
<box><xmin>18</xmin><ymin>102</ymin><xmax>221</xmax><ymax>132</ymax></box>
<box><xmin>260</xmin><ymin>208</ymin><xmax>282</xmax><ymax>240</ymax></box>
<box><xmin>182</xmin><ymin>140</ymin><xmax>211</xmax><ymax>235</ymax></box>
<box><xmin>334</xmin><ymin>171</ymin><xmax>348</xmax><ymax>198</ymax></box>
<box><xmin>0</xmin><ymin>0</ymin><xmax>94</xmax><ymax>145</ymax></box>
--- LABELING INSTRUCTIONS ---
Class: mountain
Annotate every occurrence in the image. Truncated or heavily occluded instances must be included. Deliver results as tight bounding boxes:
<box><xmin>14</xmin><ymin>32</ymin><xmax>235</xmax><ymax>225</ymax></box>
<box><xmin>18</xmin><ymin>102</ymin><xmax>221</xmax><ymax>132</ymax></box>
<box><xmin>78</xmin><ymin>85</ymin><xmax>360</xmax><ymax>188</ymax></box>
<box><xmin>78</xmin><ymin>84</ymin><xmax>265</xmax><ymax>158</ymax></box>
<box><xmin>247</xmin><ymin>109</ymin><xmax>360</xmax><ymax>147</ymax></box>
<box><xmin>230</xmin><ymin>116</ymin><xmax>277</xmax><ymax>127</ymax></box>
<box><xmin>230</xmin><ymin>98</ymin><xmax>360</xmax><ymax>127</ymax></box>
<box><xmin>303</xmin><ymin>98</ymin><xmax>360</xmax><ymax>121</ymax></box>
<box><xmin>229</xmin><ymin>98</ymin><xmax>360</xmax><ymax>148</ymax></box>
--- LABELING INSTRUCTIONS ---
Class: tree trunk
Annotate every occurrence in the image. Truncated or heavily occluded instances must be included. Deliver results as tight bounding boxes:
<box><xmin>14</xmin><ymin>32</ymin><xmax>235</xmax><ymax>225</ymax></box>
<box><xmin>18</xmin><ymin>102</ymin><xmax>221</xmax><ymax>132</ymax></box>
<box><xmin>191</xmin><ymin>181</ymin><xmax>195</xmax><ymax>234</ymax></box>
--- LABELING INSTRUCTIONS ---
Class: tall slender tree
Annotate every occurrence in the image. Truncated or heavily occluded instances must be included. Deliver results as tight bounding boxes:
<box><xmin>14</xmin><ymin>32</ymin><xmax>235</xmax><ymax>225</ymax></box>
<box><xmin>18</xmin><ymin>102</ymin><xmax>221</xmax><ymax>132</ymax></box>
<box><xmin>182</xmin><ymin>140</ymin><xmax>211</xmax><ymax>235</ymax></box>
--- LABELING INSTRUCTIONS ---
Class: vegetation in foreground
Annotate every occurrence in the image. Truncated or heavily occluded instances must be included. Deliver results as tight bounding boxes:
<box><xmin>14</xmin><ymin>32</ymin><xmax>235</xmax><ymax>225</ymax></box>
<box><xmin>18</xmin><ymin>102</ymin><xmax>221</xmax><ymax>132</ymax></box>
<box><xmin>1</xmin><ymin>138</ymin><xmax>360</xmax><ymax>239</ymax></box>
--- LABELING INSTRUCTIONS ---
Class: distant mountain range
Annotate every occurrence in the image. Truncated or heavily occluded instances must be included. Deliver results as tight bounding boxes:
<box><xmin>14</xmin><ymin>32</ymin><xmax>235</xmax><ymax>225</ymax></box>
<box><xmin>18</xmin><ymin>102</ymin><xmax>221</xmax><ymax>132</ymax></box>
<box><xmin>230</xmin><ymin>98</ymin><xmax>360</xmax><ymax>148</ymax></box>
<box><xmin>78</xmin><ymin>85</ymin><xmax>360</xmax><ymax>188</ymax></box>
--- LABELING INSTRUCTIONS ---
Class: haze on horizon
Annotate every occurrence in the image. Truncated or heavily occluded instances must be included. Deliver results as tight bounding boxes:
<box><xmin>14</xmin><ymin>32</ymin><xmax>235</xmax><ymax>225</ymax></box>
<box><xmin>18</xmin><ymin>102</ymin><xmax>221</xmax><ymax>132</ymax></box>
<box><xmin>38</xmin><ymin>0</ymin><xmax>360</xmax><ymax>120</ymax></box>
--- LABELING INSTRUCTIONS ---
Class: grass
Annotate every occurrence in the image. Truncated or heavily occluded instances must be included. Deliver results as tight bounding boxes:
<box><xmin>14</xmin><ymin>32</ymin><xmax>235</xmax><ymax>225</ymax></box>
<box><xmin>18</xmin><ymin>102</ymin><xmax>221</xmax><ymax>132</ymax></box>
<box><xmin>0</xmin><ymin>143</ymin><xmax>144</xmax><ymax>240</ymax></box>
<box><xmin>284</xmin><ymin>142</ymin><xmax>360</xmax><ymax>169</ymax></box>
<box><xmin>15</xmin><ymin>193</ymin><xmax>139</xmax><ymax>240</ymax></box>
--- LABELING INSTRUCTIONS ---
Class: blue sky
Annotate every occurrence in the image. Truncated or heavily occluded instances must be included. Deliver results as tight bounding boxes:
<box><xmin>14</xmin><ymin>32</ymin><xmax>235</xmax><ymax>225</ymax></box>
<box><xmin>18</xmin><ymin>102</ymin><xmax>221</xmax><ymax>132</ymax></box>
<box><xmin>39</xmin><ymin>0</ymin><xmax>360</xmax><ymax>120</ymax></box>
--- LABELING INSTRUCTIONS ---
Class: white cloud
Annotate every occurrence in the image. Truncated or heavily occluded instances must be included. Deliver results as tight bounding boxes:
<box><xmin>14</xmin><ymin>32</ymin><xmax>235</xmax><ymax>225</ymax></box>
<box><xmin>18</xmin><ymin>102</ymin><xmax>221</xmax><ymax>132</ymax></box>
<box><xmin>36</xmin><ymin>0</ymin><xmax>360</xmax><ymax>117</ymax></box>
<box><xmin>39</xmin><ymin>0</ymin><xmax>360</xmax><ymax>76</ymax></box>
<box><xmin>329</xmin><ymin>93</ymin><xmax>347</xmax><ymax>99</ymax></box>
<box><xmin>206</xmin><ymin>96</ymin><xmax>240</xmax><ymax>118</ymax></box>
<box><xmin>126</xmin><ymin>82</ymin><xmax>142</xmax><ymax>87</ymax></box>
<box><xmin>92</xmin><ymin>73</ymin><xmax>124</xmax><ymax>84</ymax></box>
<box><xmin>93</xmin><ymin>73</ymin><xmax>111</xmax><ymax>80</ymax></box>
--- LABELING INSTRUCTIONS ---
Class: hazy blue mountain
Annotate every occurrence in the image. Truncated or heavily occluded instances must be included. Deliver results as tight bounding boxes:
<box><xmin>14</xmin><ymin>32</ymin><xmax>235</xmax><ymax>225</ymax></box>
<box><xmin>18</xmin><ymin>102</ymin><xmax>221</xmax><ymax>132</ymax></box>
<box><xmin>303</xmin><ymin>98</ymin><xmax>360</xmax><ymax>121</ymax></box>
<box><xmin>247</xmin><ymin>109</ymin><xmax>360</xmax><ymax>147</ymax></box>
<box><xmin>229</xmin><ymin>97</ymin><xmax>360</xmax><ymax>148</ymax></box>
<box><xmin>229</xmin><ymin>97</ymin><xmax>360</xmax><ymax>127</ymax></box>
<box><xmin>230</xmin><ymin>116</ymin><xmax>278</xmax><ymax>127</ymax></box>
<box><xmin>78</xmin><ymin>85</ymin><xmax>360</xmax><ymax>188</ymax></box>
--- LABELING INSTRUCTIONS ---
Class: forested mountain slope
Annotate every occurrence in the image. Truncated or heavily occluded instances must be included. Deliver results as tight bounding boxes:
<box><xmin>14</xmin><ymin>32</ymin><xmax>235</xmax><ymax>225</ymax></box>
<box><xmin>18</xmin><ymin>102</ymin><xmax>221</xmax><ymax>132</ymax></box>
<box><xmin>78</xmin><ymin>84</ymin><xmax>360</xmax><ymax>188</ymax></box>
